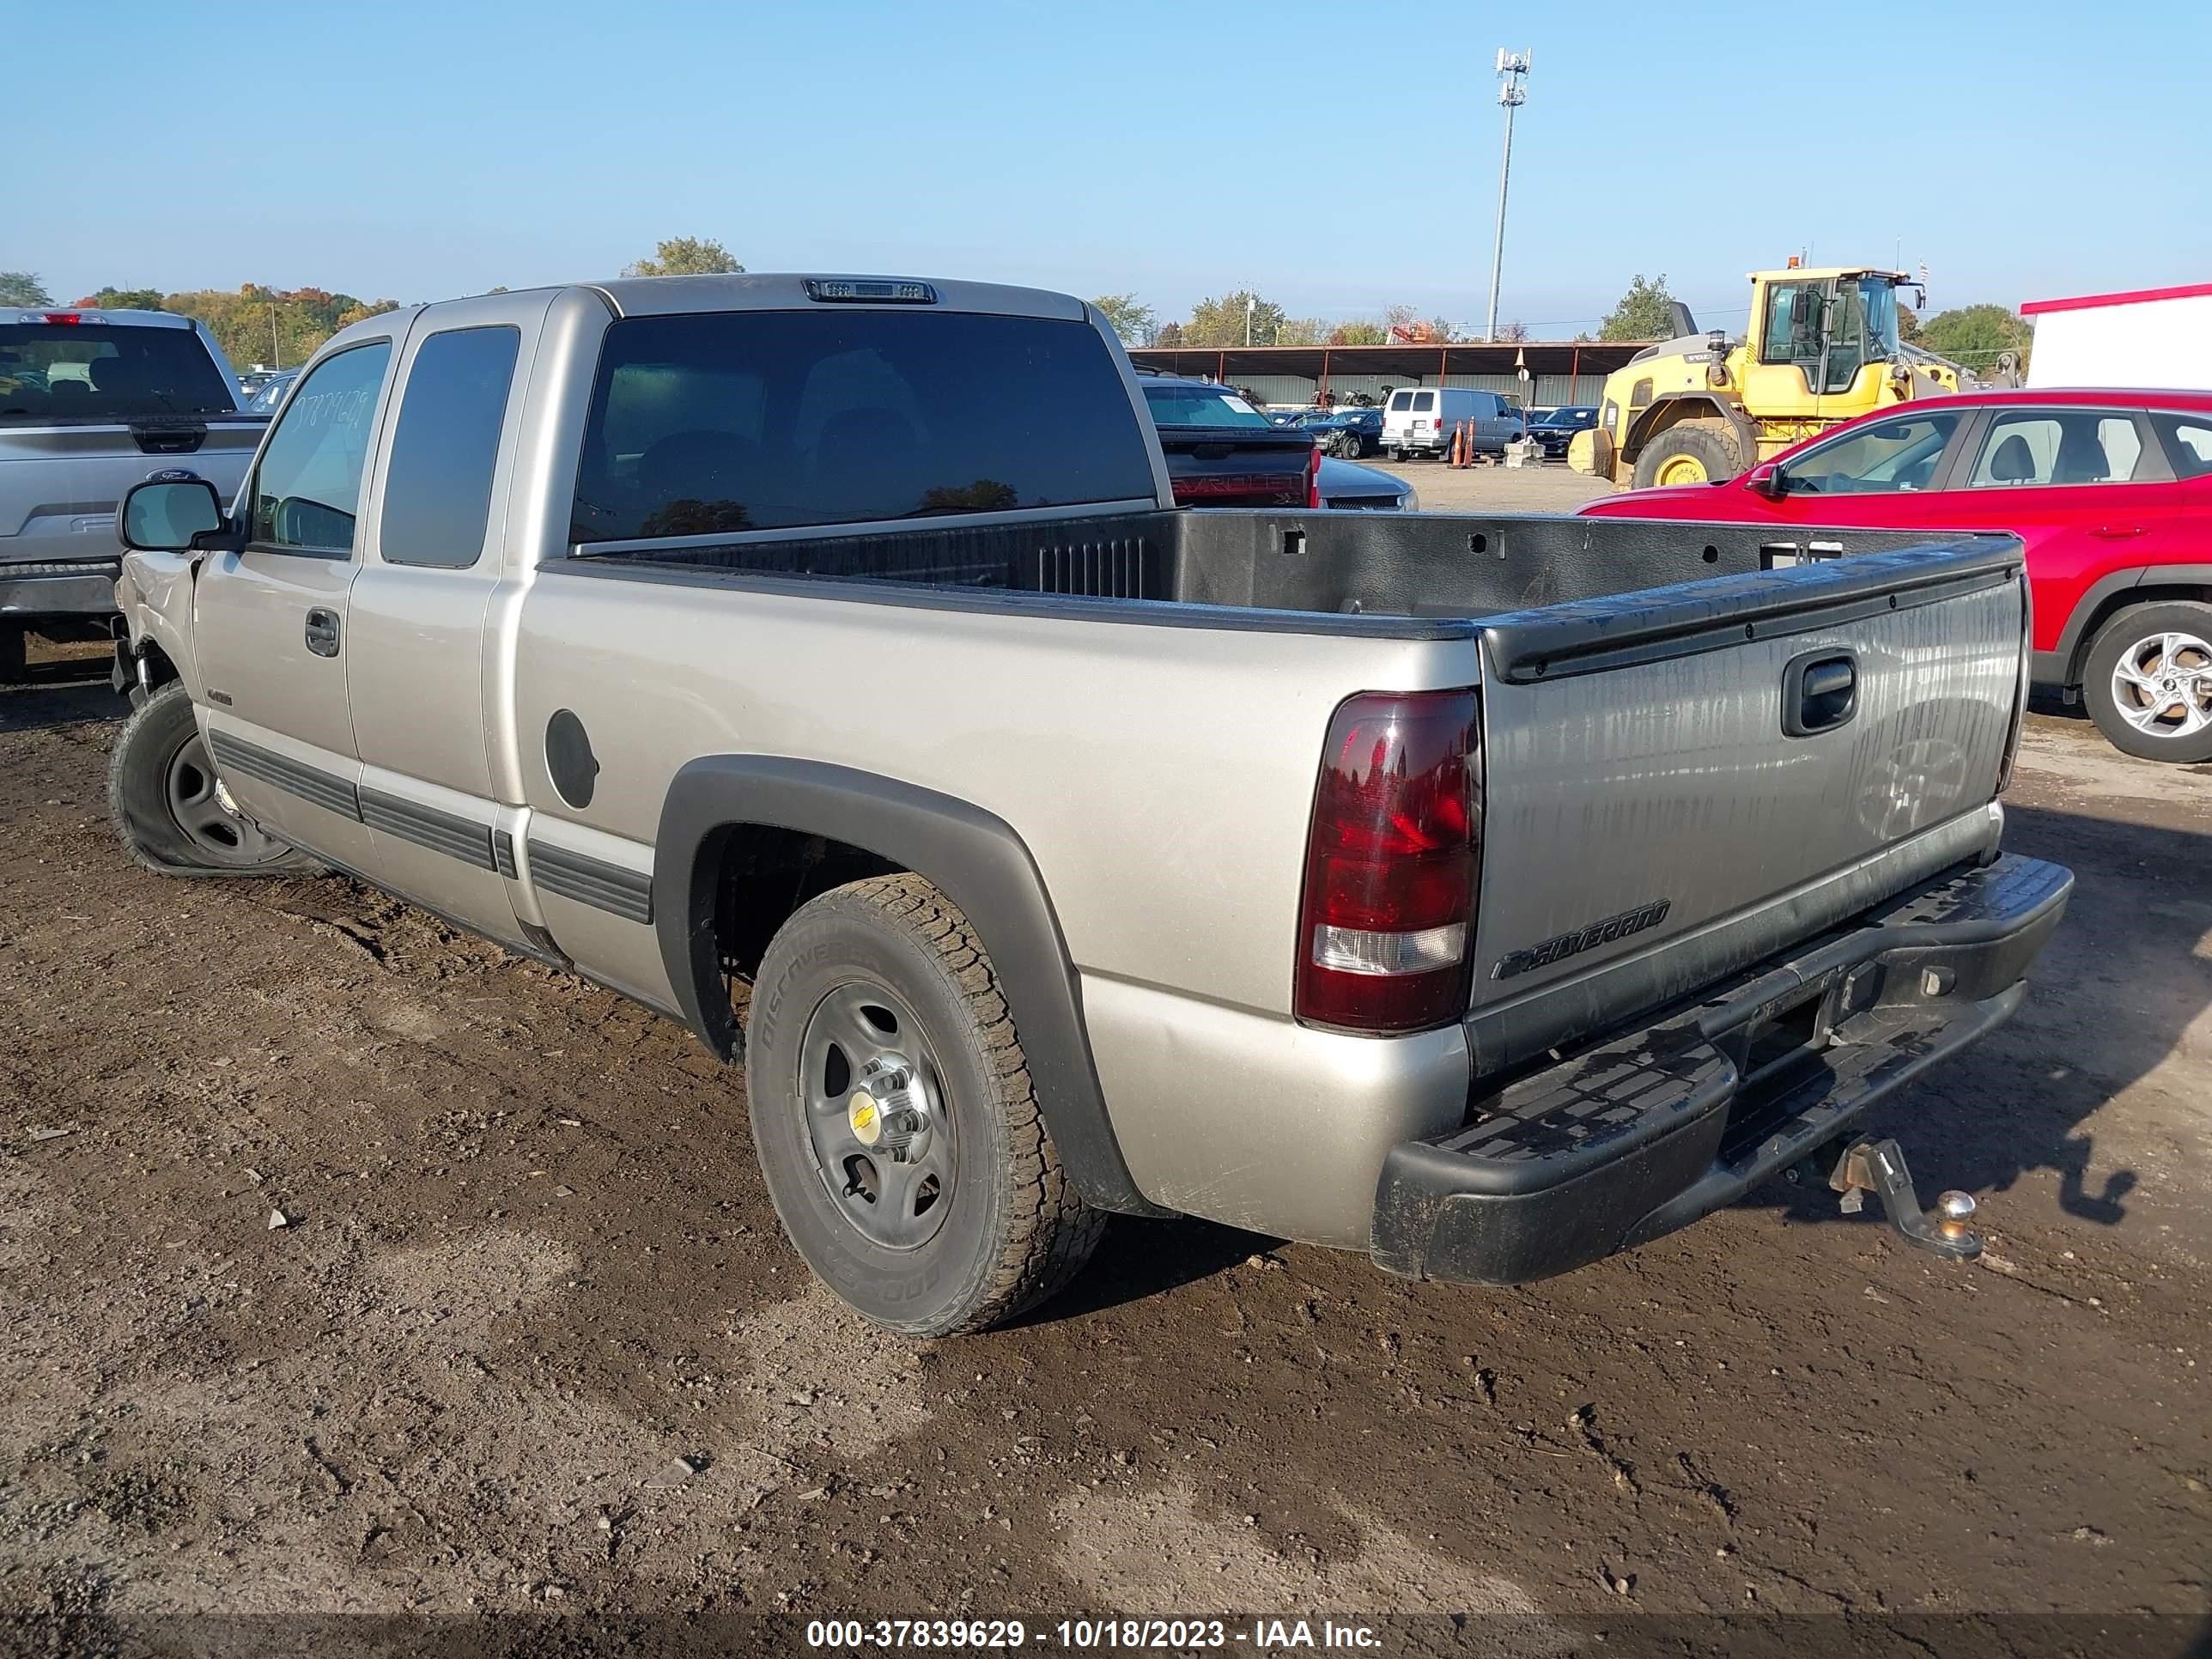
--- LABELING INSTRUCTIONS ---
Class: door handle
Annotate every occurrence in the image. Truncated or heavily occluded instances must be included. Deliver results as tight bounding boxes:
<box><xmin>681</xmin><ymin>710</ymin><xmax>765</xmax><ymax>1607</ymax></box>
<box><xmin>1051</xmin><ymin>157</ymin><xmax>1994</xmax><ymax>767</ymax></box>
<box><xmin>2091</xmin><ymin>526</ymin><xmax>2148</xmax><ymax>539</ymax></box>
<box><xmin>1783</xmin><ymin>648</ymin><xmax>1857</xmax><ymax>737</ymax></box>
<box><xmin>304</xmin><ymin>607</ymin><xmax>341</xmax><ymax>658</ymax></box>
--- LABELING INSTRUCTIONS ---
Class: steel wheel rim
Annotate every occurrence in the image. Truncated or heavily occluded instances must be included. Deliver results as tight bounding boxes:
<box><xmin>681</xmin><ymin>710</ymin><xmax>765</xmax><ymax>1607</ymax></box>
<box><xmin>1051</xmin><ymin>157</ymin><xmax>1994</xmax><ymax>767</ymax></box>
<box><xmin>1656</xmin><ymin>453</ymin><xmax>1707</xmax><ymax>486</ymax></box>
<box><xmin>164</xmin><ymin>730</ymin><xmax>278</xmax><ymax>863</ymax></box>
<box><xmin>2110</xmin><ymin>629</ymin><xmax>2212</xmax><ymax>740</ymax></box>
<box><xmin>798</xmin><ymin>980</ymin><xmax>956</xmax><ymax>1250</ymax></box>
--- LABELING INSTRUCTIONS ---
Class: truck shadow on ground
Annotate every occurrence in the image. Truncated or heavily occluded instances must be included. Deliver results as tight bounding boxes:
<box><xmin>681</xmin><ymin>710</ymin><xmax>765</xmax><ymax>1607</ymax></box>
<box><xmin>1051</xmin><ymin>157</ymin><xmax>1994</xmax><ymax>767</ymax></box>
<box><xmin>1062</xmin><ymin>799</ymin><xmax>2207</xmax><ymax>1318</ymax></box>
<box><xmin>1758</xmin><ymin>799</ymin><xmax>2204</xmax><ymax>1236</ymax></box>
<box><xmin>0</xmin><ymin>663</ymin><xmax>118</xmax><ymax>734</ymax></box>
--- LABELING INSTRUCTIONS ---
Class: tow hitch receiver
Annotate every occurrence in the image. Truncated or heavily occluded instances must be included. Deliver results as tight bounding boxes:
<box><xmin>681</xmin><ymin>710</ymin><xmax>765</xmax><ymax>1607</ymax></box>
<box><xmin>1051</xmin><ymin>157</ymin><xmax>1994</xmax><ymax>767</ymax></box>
<box><xmin>1829</xmin><ymin>1138</ymin><xmax>1982</xmax><ymax>1261</ymax></box>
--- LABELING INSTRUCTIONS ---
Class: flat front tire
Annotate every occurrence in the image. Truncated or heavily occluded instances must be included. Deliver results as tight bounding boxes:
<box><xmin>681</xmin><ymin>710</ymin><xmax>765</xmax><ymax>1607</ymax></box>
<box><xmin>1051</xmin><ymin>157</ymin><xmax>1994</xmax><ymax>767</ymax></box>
<box><xmin>745</xmin><ymin>873</ymin><xmax>1105</xmax><ymax>1336</ymax></box>
<box><xmin>107</xmin><ymin>681</ymin><xmax>321</xmax><ymax>877</ymax></box>
<box><xmin>2081</xmin><ymin>601</ymin><xmax>2212</xmax><ymax>763</ymax></box>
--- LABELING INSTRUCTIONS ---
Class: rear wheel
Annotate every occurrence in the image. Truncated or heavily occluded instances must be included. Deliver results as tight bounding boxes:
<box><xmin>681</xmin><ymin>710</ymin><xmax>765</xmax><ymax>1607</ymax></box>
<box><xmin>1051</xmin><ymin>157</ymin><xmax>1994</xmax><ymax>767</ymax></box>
<box><xmin>2081</xmin><ymin>601</ymin><xmax>2212</xmax><ymax>763</ymax></box>
<box><xmin>745</xmin><ymin>872</ymin><xmax>1106</xmax><ymax>1336</ymax></box>
<box><xmin>107</xmin><ymin>681</ymin><xmax>321</xmax><ymax>877</ymax></box>
<box><xmin>1630</xmin><ymin>420</ymin><xmax>1744</xmax><ymax>489</ymax></box>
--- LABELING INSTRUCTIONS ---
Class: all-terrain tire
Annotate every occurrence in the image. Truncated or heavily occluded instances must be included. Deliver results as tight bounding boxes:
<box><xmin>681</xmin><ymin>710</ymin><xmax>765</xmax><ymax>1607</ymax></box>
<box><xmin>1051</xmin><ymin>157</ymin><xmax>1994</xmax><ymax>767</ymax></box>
<box><xmin>2080</xmin><ymin>600</ymin><xmax>2212</xmax><ymax>763</ymax></box>
<box><xmin>746</xmin><ymin>872</ymin><xmax>1106</xmax><ymax>1336</ymax></box>
<box><xmin>1630</xmin><ymin>419</ymin><xmax>1745</xmax><ymax>489</ymax></box>
<box><xmin>107</xmin><ymin>681</ymin><xmax>323</xmax><ymax>877</ymax></box>
<box><xmin>0</xmin><ymin>624</ymin><xmax>27</xmax><ymax>685</ymax></box>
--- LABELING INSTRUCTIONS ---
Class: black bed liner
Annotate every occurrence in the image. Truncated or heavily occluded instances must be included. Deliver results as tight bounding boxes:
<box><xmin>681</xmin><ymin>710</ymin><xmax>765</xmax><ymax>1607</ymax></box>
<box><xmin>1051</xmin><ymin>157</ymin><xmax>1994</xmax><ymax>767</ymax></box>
<box><xmin>566</xmin><ymin>508</ymin><xmax>2022</xmax><ymax>659</ymax></box>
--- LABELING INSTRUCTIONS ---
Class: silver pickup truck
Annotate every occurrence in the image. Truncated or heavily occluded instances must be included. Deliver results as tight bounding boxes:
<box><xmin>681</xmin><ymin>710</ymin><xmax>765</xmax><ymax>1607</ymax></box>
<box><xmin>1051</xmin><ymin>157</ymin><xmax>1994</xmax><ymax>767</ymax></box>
<box><xmin>1</xmin><ymin>307</ymin><xmax>263</xmax><ymax>680</ymax></box>
<box><xmin>108</xmin><ymin>274</ymin><xmax>2071</xmax><ymax>1336</ymax></box>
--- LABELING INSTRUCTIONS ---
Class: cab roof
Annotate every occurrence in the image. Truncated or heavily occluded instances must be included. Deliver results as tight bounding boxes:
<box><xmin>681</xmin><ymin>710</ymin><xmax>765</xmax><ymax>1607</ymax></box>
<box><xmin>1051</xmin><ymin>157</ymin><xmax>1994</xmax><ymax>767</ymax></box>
<box><xmin>585</xmin><ymin>272</ymin><xmax>1086</xmax><ymax>323</ymax></box>
<box><xmin>1749</xmin><ymin>267</ymin><xmax>1908</xmax><ymax>283</ymax></box>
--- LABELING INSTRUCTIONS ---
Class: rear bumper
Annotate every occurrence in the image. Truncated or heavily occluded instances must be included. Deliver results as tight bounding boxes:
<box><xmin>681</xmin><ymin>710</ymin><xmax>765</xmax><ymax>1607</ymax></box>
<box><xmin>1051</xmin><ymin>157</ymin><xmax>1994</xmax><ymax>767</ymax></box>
<box><xmin>0</xmin><ymin>560</ymin><xmax>123</xmax><ymax>623</ymax></box>
<box><xmin>1370</xmin><ymin>854</ymin><xmax>2071</xmax><ymax>1285</ymax></box>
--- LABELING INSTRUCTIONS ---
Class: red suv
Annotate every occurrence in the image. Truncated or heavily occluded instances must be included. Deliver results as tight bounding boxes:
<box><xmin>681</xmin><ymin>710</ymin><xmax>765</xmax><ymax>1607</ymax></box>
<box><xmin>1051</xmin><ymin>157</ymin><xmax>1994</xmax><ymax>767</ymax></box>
<box><xmin>1581</xmin><ymin>388</ymin><xmax>2212</xmax><ymax>763</ymax></box>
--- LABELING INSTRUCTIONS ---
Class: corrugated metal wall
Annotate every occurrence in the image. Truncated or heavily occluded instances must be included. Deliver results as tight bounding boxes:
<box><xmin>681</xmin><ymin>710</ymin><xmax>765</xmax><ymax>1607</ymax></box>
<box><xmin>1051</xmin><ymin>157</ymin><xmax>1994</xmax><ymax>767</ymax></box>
<box><xmin>1236</xmin><ymin>371</ymin><xmax>1609</xmax><ymax>408</ymax></box>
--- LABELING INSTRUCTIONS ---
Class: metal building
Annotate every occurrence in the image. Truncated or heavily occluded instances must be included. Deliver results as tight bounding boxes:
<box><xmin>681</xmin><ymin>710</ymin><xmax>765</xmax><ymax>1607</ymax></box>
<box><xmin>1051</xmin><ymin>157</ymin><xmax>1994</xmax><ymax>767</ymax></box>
<box><xmin>1126</xmin><ymin>341</ymin><xmax>1647</xmax><ymax>409</ymax></box>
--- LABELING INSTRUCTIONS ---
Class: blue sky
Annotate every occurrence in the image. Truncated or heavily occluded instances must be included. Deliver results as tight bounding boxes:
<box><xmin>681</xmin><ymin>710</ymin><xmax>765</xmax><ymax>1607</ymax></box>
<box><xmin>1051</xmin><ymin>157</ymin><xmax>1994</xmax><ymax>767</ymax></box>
<box><xmin>15</xmin><ymin>0</ymin><xmax>2208</xmax><ymax>335</ymax></box>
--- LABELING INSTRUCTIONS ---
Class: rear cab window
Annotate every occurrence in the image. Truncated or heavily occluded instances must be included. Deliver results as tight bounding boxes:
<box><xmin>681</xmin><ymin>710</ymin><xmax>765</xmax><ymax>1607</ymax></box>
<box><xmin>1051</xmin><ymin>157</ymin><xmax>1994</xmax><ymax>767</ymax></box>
<box><xmin>572</xmin><ymin>309</ymin><xmax>1155</xmax><ymax>543</ymax></box>
<box><xmin>1140</xmin><ymin>383</ymin><xmax>1272</xmax><ymax>428</ymax></box>
<box><xmin>0</xmin><ymin>321</ymin><xmax>236</xmax><ymax>423</ymax></box>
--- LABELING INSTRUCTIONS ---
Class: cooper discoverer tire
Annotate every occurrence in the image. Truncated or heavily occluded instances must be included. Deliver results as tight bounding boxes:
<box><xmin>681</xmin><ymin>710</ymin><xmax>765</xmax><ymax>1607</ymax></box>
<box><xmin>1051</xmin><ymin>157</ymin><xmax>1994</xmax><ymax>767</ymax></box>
<box><xmin>2080</xmin><ymin>600</ymin><xmax>2212</xmax><ymax>763</ymax></box>
<box><xmin>107</xmin><ymin>681</ymin><xmax>322</xmax><ymax>877</ymax></box>
<box><xmin>746</xmin><ymin>872</ymin><xmax>1106</xmax><ymax>1336</ymax></box>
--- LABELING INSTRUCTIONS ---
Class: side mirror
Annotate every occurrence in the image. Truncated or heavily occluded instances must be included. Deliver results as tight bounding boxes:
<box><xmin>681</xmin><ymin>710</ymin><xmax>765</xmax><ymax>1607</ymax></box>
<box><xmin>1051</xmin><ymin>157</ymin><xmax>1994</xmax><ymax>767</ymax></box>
<box><xmin>1747</xmin><ymin>463</ymin><xmax>1786</xmax><ymax>498</ymax></box>
<box><xmin>120</xmin><ymin>475</ymin><xmax>226</xmax><ymax>552</ymax></box>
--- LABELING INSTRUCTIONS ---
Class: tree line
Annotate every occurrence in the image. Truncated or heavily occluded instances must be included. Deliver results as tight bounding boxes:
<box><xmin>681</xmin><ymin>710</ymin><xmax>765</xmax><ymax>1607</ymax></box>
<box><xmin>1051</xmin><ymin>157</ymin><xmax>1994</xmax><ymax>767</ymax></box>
<box><xmin>7</xmin><ymin>242</ymin><xmax>2029</xmax><ymax>373</ymax></box>
<box><xmin>0</xmin><ymin>239</ymin><xmax>745</xmax><ymax>374</ymax></box>
<box><xmin>1093</xmin><ymin>272</ymin><xmax>2033</xmax><ymax>368</ymax></box>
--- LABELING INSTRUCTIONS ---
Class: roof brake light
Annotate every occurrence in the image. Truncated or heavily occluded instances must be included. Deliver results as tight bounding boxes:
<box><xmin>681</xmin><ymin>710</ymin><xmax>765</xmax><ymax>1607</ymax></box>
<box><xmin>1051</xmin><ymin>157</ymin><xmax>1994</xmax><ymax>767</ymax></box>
<box><xmin>38</xmin><ymin>312</ymin><xmax>83</xmax><ymax>325</ymax></box>
<box><xmin>804</xmin><ymin>278</ymin><xmax>937</xmax><ymax>305</ymax></box>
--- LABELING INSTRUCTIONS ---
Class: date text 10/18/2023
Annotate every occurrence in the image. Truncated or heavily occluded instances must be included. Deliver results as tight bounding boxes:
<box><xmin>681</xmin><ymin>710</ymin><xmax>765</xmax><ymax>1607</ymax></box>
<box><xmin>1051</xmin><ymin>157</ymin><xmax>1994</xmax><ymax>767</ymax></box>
<box><xmin>805</xmin><ymin>1619</ymin><xmax>1384</xmax><ymax>1650</ymax></box>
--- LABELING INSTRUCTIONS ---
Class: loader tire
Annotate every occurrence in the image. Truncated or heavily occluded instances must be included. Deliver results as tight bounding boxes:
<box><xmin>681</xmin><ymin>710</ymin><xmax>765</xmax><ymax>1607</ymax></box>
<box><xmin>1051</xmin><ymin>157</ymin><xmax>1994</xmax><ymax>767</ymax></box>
<box><xmin>1631</xmin><ymin>420</ymin><xmax>1744</xmax><ymax>489</ymax></box>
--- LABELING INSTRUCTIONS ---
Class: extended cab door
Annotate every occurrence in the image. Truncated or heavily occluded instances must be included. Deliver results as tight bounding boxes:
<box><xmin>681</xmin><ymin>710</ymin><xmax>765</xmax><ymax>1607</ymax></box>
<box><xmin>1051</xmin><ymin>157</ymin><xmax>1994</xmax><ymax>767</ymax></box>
<box><xmin>344</xmin><ymin>293</ymin><xmax>550</xmax><ymax>952</ymax></box>
<box><xmin>193</xmin><ymin>334</ymin><xmax>401</xmax><ymax>870</ymax></box>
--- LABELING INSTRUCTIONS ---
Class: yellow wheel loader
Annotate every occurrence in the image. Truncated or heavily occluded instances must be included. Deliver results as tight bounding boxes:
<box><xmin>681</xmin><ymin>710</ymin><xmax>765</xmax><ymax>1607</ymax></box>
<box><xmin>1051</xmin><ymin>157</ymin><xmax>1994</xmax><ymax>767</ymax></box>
<box><xmin>1569</xmin><ymin>265</ymin><xmax>1962</xmax><ymax>489</ymax></box>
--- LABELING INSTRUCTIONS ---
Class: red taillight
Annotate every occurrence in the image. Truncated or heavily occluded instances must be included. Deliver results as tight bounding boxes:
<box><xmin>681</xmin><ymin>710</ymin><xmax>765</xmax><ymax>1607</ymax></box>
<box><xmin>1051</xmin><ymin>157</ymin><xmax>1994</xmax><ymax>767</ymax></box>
<box><xmin>41</xmin><ymin>312</ymin><xmax>82</xmax><ymax>325</ymax></box>
<box><xmin>1296</xmin><ymin>690</ymin><xmax>1481</xmax><ymax>1034</ymax></box>
<box><xmin>1307</xmin><ymin>441</ymin><xmax>1322</xmax><ymax>509</ymax></box>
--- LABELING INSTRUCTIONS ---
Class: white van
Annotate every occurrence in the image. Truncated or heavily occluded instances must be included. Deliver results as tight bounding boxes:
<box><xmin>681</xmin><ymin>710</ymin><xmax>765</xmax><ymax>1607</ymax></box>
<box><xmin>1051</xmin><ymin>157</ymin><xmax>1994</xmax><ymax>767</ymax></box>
<box><xmin>1382</xmin><ymin>387</ymin><xmax>1522</xmax><ymax>459</ymax></box>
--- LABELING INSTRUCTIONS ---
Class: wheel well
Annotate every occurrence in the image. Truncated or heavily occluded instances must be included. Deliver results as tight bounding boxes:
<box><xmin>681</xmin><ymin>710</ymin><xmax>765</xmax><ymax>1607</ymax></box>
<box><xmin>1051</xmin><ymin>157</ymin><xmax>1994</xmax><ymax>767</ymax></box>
<box><xmin>2065</xmin><ymin>583</ymin><xmax>2212</xmax><ymax>684</ymax></box>
<box><xmin>1624</xmin><ymin>395</ymin><xmax>1731</xmax><ymax>459</ymax></box>
<box><xmin>705</xmin><ymin>823</ymin><xmax>904</xmax><ymax>985</ymax></box>
<box><xmin>137</xmin><ymin>638</ymin><xmax>182</xmax><ymax>690</ymax></box>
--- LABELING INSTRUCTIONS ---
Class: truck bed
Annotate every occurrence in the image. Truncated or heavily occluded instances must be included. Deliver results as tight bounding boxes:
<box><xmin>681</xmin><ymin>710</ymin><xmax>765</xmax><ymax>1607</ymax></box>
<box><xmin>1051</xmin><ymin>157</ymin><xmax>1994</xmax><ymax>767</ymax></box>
<box><xmin>566</xmin><ymin>508</ymin><xmax>2021</xmax><ymax>1028</ymax></box>
<box><xmin>568</xmin><ymin>506</ymin><xmax>2005</xmax><ymax>628</ymax></box>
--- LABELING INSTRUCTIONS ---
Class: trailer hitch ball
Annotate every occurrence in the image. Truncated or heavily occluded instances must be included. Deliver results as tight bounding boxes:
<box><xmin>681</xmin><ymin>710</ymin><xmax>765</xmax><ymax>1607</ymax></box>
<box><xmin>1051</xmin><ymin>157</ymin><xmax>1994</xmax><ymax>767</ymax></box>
<box><xmin>1934</xmin><ymin>1188</ymin><xmax>1978</xmax><ymax>1243</ymax></box>
<box><xmin>1829</xmin><ymin>1137</ymin><xmax>1984</xmax><ymax>1261</ymax></box>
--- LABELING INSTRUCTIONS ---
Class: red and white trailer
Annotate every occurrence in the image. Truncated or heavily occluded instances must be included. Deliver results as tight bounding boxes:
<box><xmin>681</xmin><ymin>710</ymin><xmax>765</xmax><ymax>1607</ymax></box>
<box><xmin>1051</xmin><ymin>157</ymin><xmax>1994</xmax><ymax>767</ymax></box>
<box><xmin>2022</xmin><ymin>281</ymin><xmax>2212</xmax><ymax>391</ymax></box>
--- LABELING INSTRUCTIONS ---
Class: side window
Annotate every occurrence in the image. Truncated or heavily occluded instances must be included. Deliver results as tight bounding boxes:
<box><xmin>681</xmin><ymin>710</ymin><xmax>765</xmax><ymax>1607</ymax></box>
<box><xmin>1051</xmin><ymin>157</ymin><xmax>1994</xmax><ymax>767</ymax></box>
<box><xmin>248</xmin><ymin>343</ymin><xmax>392</xmax><ymax>553</ymax></box>
<box><xmin>379</xmin><ymin>326</ymin><xmax>522</xmax><ymax>568</ymax></box>
<box><xmin>1968</xmin><ymin>410</ymin><xmax>2150</xmax><ymax>489</ymax></box>
<box><xmin>2152</xmin><ymin>412</ymin><xmax>2212</xmax><ymax>480</ymax></box>
<box><xmin>1780</xmin><ymin>410</ymin><xmax>1962</xmax><ymax>495</ymax></box>
<box><xmin>1759</xmin><ymin>282</ymin><xmax>1819</xmax><ymax>366</ymax></box>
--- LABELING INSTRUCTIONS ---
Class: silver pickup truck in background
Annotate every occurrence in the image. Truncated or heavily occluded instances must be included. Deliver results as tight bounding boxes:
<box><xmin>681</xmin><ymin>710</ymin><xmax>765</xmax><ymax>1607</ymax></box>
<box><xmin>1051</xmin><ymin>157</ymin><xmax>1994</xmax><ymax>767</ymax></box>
<box><xmin>108</xmin><ymin>274</ymin><xmax>2070</xmax><ymax>1336</ymax></box>
<box><xmin>1</xmin><ymin>307</ymin><xmax>263</xmax><ymax>681</ymax></box>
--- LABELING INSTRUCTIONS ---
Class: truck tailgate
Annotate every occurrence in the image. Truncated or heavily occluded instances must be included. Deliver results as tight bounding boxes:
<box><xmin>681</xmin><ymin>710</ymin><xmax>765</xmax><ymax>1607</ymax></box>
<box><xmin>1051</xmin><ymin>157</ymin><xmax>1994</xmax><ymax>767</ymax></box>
<box><xmin>1466</xmin><ymin>540</ymin><xmax>2027</xmax><ymax>1069</ymax></box>
<box><xmin>1152</xmin><ymin>424</ymin><xmax>1315</xmax><ymax>508</ymax></box>
<box><xmin>0</xmin><ymin>418</ymin><xmax>263</xmax><ymax>564</ymax></box>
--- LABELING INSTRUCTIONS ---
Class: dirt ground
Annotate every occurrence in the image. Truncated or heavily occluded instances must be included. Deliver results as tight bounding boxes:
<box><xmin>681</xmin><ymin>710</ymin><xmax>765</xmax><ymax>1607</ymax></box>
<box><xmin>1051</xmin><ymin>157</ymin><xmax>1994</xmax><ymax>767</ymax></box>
<box><xmin>2</xmin><ymin>643</ymin><xmax>2209</xmax><ymax>1656</ymax></box>
<box><xmin>1367</xmin><ymin>455</ymin><xmax>1614</xmax><ymax>515</ymax></box>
